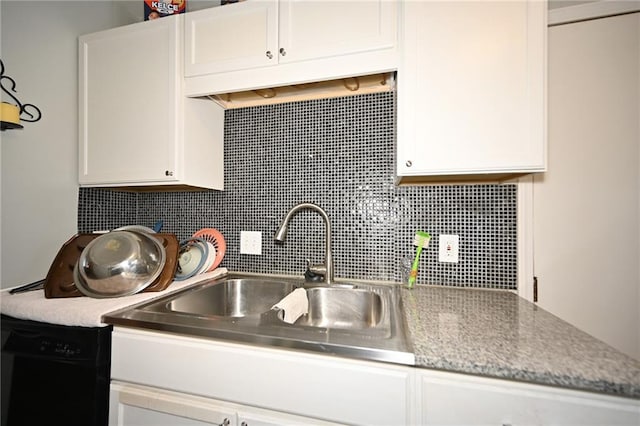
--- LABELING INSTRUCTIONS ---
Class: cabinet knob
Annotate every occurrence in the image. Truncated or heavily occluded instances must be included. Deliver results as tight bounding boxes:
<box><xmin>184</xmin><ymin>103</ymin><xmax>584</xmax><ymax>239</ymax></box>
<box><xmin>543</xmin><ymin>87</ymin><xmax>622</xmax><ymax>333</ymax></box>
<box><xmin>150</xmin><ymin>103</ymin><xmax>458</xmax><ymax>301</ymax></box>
<box><xmin>279</xmin><ymin>47</ymin><xmax>286</xmax><ymax>56</ymax></box>
<box><xmin>405</xmin><ymin>160</ymin><xmax>412</xmax><ymax>167</ymax></box>
<box><xmin>165</xmin><ymin>170</ymin><xmax>173</xmax><ymax>176</ymax></box>
<box><xmin>241</xmin><ymin>422</ymin><xmax>248</xmax><ymax>426</ymax></box>
<box><xmin>266</xmin><ymin>50</ymin><xmax>273</xmax><ymax>59</ymax></box>
<box><xmin>218</xmin><ymin>419</ymin><xmax>230</xmax><ymax>426</ymax></box>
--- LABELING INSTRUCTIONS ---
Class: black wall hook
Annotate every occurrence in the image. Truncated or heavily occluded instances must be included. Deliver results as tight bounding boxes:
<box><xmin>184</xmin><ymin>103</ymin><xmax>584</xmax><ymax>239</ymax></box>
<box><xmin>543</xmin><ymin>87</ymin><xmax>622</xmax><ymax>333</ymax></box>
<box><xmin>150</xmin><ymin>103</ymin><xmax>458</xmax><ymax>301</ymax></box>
<box><xmin>1</xmin><ymin>59</ymin><xmax>42</xmax><ymax>123</ymax></box>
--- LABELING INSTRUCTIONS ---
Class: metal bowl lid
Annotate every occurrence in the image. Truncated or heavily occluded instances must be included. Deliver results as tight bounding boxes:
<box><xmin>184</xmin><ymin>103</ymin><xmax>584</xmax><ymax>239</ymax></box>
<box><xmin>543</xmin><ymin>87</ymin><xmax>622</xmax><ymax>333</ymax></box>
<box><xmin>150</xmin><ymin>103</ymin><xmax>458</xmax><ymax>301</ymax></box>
<box><xmin>74</xmin><ymin>230</ymin><xmax>166</xmax><ymax>298</ymax></box>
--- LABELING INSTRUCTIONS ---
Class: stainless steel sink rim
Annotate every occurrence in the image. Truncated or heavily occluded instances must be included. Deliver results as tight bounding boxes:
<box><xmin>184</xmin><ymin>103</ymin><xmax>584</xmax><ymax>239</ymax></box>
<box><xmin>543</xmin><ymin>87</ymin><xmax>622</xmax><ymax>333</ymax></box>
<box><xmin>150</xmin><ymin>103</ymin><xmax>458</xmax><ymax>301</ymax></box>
<box><xmin>103</xmin><ymin>274</ymin><xmax>415</xmax><ymax>365</ymax></box>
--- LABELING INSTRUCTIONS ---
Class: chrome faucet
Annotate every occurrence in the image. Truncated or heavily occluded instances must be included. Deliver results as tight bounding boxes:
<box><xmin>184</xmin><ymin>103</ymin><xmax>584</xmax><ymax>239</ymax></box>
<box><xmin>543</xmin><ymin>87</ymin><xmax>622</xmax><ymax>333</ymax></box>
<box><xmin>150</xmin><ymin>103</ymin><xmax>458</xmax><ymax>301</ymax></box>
<box><xmin>274</xmin><ymin>203</ymin><xmax>334</xmax><ymax>284</ymax></box>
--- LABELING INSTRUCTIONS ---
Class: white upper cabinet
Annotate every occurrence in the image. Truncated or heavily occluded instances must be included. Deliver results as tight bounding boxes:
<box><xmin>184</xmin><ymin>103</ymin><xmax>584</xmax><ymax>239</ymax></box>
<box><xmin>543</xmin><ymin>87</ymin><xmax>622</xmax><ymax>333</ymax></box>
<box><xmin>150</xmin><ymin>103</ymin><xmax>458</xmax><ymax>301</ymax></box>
<box><xmin>184</xmin><ymin>0</ymin><xmax>398</xmax><ymax>96</ymax></box>
<box><xmin>185</xmin><ymin>1</ymin><xmax>278</xmax><ymax>76</ymax></box>
<box><xmin>79</xmin><ymin>15</ymin><xmax>224</xmax><ymax>190</ymax></box>
<box><xmin>396</xmin><ymin>0</ymin><xmax>547</xmax><ymax>182</ymax></box>
<box><xmin>277</xmin><ymin>0</ymin><xmax>396</xmax><ymax>64</ymax></box>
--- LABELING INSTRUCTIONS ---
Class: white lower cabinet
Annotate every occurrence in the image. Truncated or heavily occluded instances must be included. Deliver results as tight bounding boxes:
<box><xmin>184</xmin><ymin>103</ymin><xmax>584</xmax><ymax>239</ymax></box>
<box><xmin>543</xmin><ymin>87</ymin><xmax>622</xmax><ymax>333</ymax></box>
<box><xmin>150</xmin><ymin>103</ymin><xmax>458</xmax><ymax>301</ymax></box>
<box><xmin>110</xmin><ymin>328</ymin><xmax>412</xmax><ymax>425</ymax></box>
<box><xmin>109</xmin><ymin>381</ymin><xmax>338</xmax><ymax>426</ymax></box>
<box><xmin>110</xmin><ymin>382</ymin><xmax>235</xmax><ymax>426</ymax></box>
<box><xmin>415</xmin><ymin>369</ymin><xmax>640</xmax><ymax>426</ymax></box>
<box><xmin>110</xmin><ymin>328</ymin><xmax>639</xmax><ymax>426</ymax></box>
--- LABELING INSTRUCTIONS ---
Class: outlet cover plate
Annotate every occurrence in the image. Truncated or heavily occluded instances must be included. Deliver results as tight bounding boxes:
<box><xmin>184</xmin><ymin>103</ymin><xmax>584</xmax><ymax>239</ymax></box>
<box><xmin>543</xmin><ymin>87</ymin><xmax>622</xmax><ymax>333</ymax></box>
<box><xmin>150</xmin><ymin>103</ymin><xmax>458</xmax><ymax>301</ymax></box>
<box><xmin>439</xmin><ymin>234</ymin><xmax>459</xmax><ymax>263</ymax></box>
<box><xmin>240</xmin><ymin>231</ymin><xmax>262</xmax><ymax>255</ymax></box>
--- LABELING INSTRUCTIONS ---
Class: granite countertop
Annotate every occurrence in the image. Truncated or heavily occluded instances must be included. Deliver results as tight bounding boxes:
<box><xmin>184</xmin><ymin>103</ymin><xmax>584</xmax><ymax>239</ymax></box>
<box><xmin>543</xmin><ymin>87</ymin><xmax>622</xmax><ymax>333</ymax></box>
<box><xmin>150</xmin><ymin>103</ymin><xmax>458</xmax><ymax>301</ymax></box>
<box><xmin>401</xmin><ymin>285</ymin><xmax>640</xmax><ymax>399</ymax></box>
<box><xmin>3</xmin><ymin>271</ymin><xmax>639</xmax><ymax>400</ymax></box>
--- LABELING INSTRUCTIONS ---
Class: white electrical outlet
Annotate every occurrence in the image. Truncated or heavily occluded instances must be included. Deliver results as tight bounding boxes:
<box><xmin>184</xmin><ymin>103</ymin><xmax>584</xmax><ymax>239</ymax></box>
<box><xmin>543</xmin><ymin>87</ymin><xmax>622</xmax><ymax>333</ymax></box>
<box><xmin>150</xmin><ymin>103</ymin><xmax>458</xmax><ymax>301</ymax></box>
<box><xmin>439</xmin><ymin>234</ymin><xmax>459</xmax><ymax>263</ymax></box>
<box><xmin>240</xmin><ymin>231</ymin><xmax>262</xmax><ymax>255</ymax></box>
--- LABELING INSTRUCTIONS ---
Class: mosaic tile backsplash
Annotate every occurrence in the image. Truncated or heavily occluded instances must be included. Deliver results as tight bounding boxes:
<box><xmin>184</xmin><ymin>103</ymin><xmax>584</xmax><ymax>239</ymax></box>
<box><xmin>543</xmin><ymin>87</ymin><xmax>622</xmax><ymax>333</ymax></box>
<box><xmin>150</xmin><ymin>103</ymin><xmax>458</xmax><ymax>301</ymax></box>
<box><xmin>78</xmin><ymin>92</ymin><xmax>517</xmax><ymax>289</ymax></box>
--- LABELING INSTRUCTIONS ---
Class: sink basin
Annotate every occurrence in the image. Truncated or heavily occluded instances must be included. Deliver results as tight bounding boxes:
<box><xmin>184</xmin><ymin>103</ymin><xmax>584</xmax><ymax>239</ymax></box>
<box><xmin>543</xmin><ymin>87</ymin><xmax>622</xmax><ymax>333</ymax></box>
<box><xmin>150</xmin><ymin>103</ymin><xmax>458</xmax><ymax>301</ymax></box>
<box><xmin>283</xmin><ymin>287</ymin><xmax>382</xmax><ymax>329</ymax></box>
<box><xmin>167</xmin><ymin>278</ymin><xmax>297</xmax><ymax>317</ymax></box>
<box><xmin>104</xmin><ymin>274</ymin><xmax>414</xmax><ymax>365</ymax></box>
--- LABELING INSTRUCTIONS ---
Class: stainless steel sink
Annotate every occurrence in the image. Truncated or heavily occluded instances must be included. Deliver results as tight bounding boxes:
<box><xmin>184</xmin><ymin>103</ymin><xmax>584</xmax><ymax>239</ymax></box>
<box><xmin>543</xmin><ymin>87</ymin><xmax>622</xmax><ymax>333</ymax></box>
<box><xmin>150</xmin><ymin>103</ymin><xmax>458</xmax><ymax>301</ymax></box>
<box><xmin>103</xmin><ymin>274</ymin><xmax>414</xmax><ymax>365</ymax></box>
<box><xmin>284</xmin><ymin>287</ymin><xmax>382</xmax><ymax>329</ymax></box>
<box><xmin>167</xmin><ymin>278</ymin><xmax>298</xmax><ymax>317</ymax></box>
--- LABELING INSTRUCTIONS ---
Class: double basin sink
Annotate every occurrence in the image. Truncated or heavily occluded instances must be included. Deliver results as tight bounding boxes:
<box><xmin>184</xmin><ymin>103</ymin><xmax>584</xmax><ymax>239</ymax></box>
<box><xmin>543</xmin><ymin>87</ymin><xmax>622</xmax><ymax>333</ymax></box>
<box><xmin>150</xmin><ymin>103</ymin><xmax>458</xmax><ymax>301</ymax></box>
<box><xmin>103</xmin><ymin>274</ymin><xmax>414</xmax><ymax>365</ymax></box>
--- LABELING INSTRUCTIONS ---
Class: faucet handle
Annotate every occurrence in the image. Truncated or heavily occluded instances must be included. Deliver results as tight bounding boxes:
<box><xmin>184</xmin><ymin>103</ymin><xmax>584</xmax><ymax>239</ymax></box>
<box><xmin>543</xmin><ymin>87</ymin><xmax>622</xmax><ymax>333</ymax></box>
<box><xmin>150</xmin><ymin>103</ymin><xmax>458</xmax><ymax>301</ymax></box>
<box><xmin>305</xmin><ymin>259</ymin><xmax>326</xmax><ymax>282</ymax></box>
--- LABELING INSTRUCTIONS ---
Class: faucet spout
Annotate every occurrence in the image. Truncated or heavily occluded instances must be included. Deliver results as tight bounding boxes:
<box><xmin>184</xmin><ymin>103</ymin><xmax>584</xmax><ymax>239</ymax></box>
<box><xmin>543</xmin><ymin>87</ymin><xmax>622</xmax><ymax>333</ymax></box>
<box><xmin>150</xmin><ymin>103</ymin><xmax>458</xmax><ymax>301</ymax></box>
<box><xmin>274</xmin><ymin>203</ymin><xmax>334</xmax><ymax>284</ymax></box>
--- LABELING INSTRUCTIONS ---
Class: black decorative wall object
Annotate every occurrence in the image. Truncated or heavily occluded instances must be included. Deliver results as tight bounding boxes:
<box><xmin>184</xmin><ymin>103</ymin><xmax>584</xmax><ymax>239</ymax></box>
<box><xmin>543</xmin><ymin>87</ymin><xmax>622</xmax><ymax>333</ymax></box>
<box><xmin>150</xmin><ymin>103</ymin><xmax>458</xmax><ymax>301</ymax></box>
<box><xmin>0</xmin><ymin>59</ymin><xmax>42</xmax><ymax>130</ymax></box>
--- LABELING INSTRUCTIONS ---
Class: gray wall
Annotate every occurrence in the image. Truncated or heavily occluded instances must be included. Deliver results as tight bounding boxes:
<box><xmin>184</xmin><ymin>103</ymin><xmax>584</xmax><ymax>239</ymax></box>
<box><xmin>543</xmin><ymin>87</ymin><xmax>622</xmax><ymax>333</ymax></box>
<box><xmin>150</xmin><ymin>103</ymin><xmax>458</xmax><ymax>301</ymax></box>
<box><xmin>0</xmin><ymin>1</ymin><xmax>135</xmax><ymax>288</ymax></box>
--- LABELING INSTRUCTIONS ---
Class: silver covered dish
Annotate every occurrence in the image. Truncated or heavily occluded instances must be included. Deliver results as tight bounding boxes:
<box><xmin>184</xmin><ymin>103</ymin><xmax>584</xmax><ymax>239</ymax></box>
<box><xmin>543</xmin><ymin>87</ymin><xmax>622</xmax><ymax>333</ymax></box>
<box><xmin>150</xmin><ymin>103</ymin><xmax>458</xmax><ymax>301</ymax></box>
<box><xmin>74</xmin><ymin>230</ymin><xmax>166</xmax><ymax>298</ymax></box>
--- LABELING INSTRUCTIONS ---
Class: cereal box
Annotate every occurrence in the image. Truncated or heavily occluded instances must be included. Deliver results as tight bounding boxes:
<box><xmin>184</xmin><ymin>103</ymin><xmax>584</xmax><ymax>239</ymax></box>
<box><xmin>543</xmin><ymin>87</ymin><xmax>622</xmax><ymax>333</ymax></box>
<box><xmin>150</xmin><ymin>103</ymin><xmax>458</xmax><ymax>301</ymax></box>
<box><xmin>144</xmin><ymin>0</ymin><xmax>186</xmax><ymax>21</ymax></box>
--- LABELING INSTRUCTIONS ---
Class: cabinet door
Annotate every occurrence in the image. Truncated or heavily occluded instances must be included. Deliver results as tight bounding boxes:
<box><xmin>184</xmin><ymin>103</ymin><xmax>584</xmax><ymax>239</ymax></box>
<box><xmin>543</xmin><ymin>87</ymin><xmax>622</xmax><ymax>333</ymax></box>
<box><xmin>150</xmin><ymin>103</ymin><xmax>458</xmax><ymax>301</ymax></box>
<box><xmin>79</xmin><ymin>17</ymin><xmax>180</xmax><ymax>185</ymax></box>
<box><xmin>278</xmin><ymin>0</ymin><xmax>397</xmax><ymax>64</ymax></box>
<box><xmin>185</xmin><ymin>1</ymin><xmax>278</xmax><ymax>77</ymax></box>
<box><xmin>397</xmin><ymin>0</ymin><xmax>546</xmax><ymax>180</ymax></box>
<box><xmin>109</xmin><ymin>381</ymin><xmax>341</xmax><ymax>426</ymax></box>
<box><xmin>184</xmin><ymin>0</ymin><xmax>398</xmax><ymax>97</ymax></box>
<box><xmin>110</xmin><ymin>382</ymin><xmax>237</xmax><ymax>426</ymax></box>
<box><xmin>416</xmin><ymin>370</ymin><xmax>640</xmax><ymax>425</ymax></box>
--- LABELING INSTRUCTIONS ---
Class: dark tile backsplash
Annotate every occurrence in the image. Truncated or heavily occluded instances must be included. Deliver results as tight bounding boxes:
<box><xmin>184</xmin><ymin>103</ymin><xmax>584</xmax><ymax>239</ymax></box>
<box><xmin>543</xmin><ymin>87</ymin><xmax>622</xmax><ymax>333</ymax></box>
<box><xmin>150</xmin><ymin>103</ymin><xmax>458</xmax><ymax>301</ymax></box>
<box><xmin>78</xmin><ymin>92</ymin><xmax>517</xmax><ymax>289</ymax></box>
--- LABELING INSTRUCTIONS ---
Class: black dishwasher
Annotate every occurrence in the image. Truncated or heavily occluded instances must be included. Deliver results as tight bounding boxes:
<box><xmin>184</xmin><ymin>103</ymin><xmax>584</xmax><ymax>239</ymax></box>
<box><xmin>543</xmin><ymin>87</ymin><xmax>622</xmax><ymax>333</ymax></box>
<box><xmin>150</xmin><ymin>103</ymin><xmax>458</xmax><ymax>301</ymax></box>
<box><xmin>1</xmin><ymin>314</ymin><xmax>112</xmax><ymax>426</ymax></box>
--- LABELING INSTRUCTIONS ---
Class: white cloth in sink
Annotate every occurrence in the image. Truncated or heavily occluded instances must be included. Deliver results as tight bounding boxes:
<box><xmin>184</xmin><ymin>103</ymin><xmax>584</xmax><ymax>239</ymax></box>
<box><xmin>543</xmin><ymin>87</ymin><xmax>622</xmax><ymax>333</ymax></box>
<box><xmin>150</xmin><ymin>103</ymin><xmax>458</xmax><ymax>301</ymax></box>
<box><xmin>272</xmin><ymin>288</ymin><xmax>308</xmax><ymax>324</ymax></box>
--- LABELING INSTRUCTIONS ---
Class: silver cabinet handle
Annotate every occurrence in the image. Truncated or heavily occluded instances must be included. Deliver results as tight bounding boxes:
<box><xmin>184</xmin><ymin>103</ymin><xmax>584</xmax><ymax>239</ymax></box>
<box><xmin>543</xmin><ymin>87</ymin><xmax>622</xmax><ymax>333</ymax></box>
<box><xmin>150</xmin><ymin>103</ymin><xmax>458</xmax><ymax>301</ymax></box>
<box><xmin>279</xmin><ymin>47</ymin><xmax>286</xmax><ymax>56</ymax></box>
<box><xmin>218</xmin><ymin>419</ymin><xmax>230</xmax><ymax>426</ymax></box>
<box><xmin>266</xmin><ymin>50</ymin><xmax>273</xmax><ymax>59</ymax></box>
<box><xmin>165</xmin><ymin>170</ymin><xmax>174</xmax><ymax>176</ymax></box>
<box><xmin>405</xmin><ymin>160</ymin><xmax>412</xmax><ymax>167</ymax></box>
<box><xmin>241</xmin><ymin>422</ymin><xmax>248</xmax><ymax>426</ymax></box>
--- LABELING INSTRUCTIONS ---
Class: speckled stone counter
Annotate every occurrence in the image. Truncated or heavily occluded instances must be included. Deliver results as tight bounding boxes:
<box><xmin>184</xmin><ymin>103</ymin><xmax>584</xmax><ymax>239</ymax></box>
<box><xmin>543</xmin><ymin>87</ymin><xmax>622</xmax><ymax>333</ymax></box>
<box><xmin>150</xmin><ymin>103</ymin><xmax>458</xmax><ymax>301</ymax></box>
<box><xmin>401</xmin><ymin>285</ymin><xmax>640</xmax><ymax>399</ymax></box>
